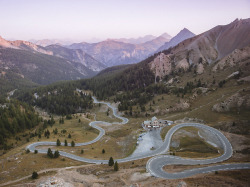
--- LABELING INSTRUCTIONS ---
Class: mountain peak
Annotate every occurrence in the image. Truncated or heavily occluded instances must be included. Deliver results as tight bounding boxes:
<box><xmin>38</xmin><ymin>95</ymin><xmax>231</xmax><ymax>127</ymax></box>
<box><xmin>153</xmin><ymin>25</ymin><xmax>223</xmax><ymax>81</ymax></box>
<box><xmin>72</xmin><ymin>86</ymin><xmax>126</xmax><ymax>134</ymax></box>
<box><xmin>160</xmin><ymin>33</ymin><xmax>172</xmax><ymax>40</ymax></box>
<box><xmin>156</xmin><ymin>28</ymin><xmax>195</xmax><ymax>52</ymax></box>
<box><xmin>180</xmin><ymin>28</ymin><xmax>194</xmax><ymax>34</ymax></box>
<box><xmin>175</xmin><ymin>28</ymin><xmax>195</xmax><ymax>38</ymax></box>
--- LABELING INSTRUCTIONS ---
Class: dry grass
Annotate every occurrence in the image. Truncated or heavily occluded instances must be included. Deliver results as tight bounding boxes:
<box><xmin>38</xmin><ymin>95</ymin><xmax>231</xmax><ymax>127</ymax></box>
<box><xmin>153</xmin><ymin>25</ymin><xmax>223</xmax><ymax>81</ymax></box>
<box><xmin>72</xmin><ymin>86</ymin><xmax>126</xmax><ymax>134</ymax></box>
<box><xmin>47</xmin><ymin>117</ymin><xmax>145</xmax><ymax>160</ymax></box>
<box><xmin>0</xmin><ymin>101</ymin><xmax>146</xmax><ymax>185</ymax></box>
<box><xmin>0</xmin><ymin>151</ymin><xmax>83</xmax><ymax>184</ymax></box>
<box><xmin>39</xmin><ymin>116</ymin><xmax>99</xmax><ymax>143</ymax></box>
<box><xmin>169</xmin><ymin>126</ymin><xmax>221</xmax><ymax>158</ymax></box>
<box><xmin>185</xmin><ymin>169</ymin><xmax>250</xmax><ymax>187</ymax></box>
<box><xmin>160</xmin><ymin>125</ymin><xmax>174</xmax><ymax>139</ymax></box>
<box><xmin>0</xmin><ymin>115</ymin><xmax>99</xmax><ymax>156</ymax></box>
<box><xmin>145</xmin><ymin>93</ymin><xmax>181</xmax><ymax>112</ymax></box>
<box><xmin>166</xmin><ymin>83</ymin><xmax>250</xmax><ymax>124</ymax></box>
<box><xmin>92</xmin><ymin>103</ymin><xmax>123</xmax><ymax>123</ymax></box>
<box><xmin>2</xmin><ymin>79</ymin><xmax>250</xmax><ymax>185</ymax></box>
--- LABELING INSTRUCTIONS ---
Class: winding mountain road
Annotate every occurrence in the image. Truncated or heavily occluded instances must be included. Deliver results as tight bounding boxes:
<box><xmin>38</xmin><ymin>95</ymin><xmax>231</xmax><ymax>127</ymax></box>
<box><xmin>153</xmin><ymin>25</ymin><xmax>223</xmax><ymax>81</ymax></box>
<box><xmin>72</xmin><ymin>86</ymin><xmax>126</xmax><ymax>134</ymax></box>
<box><xmin>146</xmin><ymin>123</ymin><xmax>250</xmax><ymax>179</ymax></box>
<box><xmin>26</xmin><ymin>97</ymin><xmax>250</xmax><ymax>179</ymax></box>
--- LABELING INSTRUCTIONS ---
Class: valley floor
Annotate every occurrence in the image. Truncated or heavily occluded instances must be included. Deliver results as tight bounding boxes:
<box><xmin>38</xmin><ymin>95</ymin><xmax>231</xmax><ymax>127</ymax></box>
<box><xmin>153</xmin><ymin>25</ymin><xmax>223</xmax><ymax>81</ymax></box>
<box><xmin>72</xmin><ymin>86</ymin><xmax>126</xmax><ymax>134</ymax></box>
<box><xmin>1</xmin><ymin>85</ymin><xmax>250</xmax><ymax>186</ymax></box>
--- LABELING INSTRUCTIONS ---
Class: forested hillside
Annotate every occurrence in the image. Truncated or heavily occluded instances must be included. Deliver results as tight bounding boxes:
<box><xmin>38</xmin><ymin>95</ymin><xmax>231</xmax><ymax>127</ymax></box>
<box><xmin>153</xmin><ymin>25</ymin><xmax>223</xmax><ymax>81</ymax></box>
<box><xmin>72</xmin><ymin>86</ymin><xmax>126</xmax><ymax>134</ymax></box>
<box><xmin>0</xmin><ymin>100</ymin><xmax>41</xmax><ymax>149</ymax></box>
<box><xmin>95</xmin><ymin>64</ymin><xmax>132</xmax><ymax>78</ymax></box>
<box><xmin>14</xmin><ymin>50</ymin><xmax>171</xmax><ymax>115</ymax></box>
<box><xmin>81</xmin><ymin>54</ymin><xmax>157</xmax><ymax>99</ymax></box>
<box><xmin>16</xmin><ymin>81</ymin><xmax>93</xmax><ymax>115</ymax></box>
<box><xmin>0</xmin><ymin>68</ymin><xmax>38</xmax><ymax>97</ymax></box>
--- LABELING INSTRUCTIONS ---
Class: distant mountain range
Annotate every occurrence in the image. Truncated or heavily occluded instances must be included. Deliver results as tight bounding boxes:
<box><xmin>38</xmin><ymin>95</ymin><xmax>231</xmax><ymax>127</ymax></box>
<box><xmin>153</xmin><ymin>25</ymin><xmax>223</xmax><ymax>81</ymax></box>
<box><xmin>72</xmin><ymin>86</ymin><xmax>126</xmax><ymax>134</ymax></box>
<box><xmin>113</xmin><ymin>33</ymin><xmax>172</xmax><ymax>44</ymax></box>
<box><xmin>29</xmin><ymin>39</ymin><xmax>75</xmax><ymax>47</ymax></box>
<box><xmin>0</xmin><ymin>28</ymin><xmax>198</xmax><ymax>93</ymax></box>
<box><xmin>21</xmin><ymin>31</ymin><xmax>193</xmax><ymax>68</ymax></box>
<box><xmin>0</xmin><ymin>36</ymin><xmax>101</xmax><ymax>90</ymax></box>
<box><xmin>0</xmin><ymin>36</ymin><xmax>106</xmax><ymax>72</ymax></box>
<box><xmin>30</xmin><ymin>33</ymin><xmax>172</xmax><ymax>47</ymax></box>
<box><xmin>68</xmin><ymin>34</ymin><xmax>172</xmax><ymax>67</ymax></box>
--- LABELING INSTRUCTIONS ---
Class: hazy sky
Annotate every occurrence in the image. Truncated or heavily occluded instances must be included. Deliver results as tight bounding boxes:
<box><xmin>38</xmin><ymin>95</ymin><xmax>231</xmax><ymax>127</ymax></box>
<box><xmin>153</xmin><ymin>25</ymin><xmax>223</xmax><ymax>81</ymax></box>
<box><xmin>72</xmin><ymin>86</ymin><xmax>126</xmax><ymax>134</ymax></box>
<box><xmin>0</xmin><ymin>0</ymin><xmax>249</xmax><ymax>42</ymax></box>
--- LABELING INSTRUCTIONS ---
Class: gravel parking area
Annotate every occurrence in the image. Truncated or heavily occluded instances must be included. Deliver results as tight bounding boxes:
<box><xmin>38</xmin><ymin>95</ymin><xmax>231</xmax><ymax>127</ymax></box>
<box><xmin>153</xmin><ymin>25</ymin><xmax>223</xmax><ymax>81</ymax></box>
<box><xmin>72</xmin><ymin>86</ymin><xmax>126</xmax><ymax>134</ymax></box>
<box><xmin>131</xmin><ymin>128</ymin><xmax>163</xmax><ymax>157</ymax></box>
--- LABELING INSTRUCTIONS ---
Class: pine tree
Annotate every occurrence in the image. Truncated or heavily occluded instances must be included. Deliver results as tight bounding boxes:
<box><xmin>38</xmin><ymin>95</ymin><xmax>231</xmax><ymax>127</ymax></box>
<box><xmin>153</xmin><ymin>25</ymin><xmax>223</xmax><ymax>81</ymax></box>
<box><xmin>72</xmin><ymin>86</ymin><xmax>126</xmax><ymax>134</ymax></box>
<box><xmin>47</xmin><ymin>148</ymin><xmax>54</xmax><ymax>158</ymax></box>
<box><xmin>64</xmin><ymin>139</ymin><xmax>68</xmax><ymax>146</ymax></box>
<box><xmin>114</xmin><ymin>161</ymin><xmax>119</xmax><ymax>171</ymax></box>
<box><xmin>102</xmin><ymin>149</ymin><xmax>105</xmax><ymax>154</ymax></box>
<box><xmin>68</xmin><ymin>133</ymin><xmax>71</xmax><ymax>138</ymax></box>
<box><xmin>51</xmin><ymin>116</ymin><xmax>55</xmax><ymax>125</ymax></box>
<box><xmin>71</xmin><ymin>140</ymin><xmax>75</xmax><ymax>147</ymax></box>
<box><xmin>108</xmin><ymin>157</ymin><xmax>114</xmax><ymax>166</ymax></box>
<box><xmin>32</xmin><ymin>171</ymin><xmax>38</xmax><ymax>179</ymax></box>
<box><xmin>81</xmin><ymin>149</ymin><xmax>84</xmax><ymax>154</ymax></box>
<box><xmin>54</xmin><ymin>150</ymin><xmax>60</xmax><ymax>158</ymax></box>
<box><xmin>53</xmin><ymin>128</ymin><xmax>58</xmax><ymax>134</ymax></box>
<box><xmin>56</xmin><ymin>139</ymin><xmax>61</xmax><ymax>146</ymax></box>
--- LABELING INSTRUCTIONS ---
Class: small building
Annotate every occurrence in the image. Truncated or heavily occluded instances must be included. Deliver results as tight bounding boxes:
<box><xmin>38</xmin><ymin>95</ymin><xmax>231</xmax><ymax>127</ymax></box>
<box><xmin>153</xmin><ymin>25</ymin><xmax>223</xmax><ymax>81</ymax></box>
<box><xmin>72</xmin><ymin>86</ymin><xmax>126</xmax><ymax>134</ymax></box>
<box><xmin>143</xmin><ymin>117</ymin><xmax>173</xmax><ymax>130</ymax></box>
<box><xmin>151</xmin><ymin>116</ymin><xmax>159</xmax><ymax>126</ymax></box>
<box><xmin>143</xmin><ymin>116</ymin><xmax>165</xmax><ymax>129</ymax></box>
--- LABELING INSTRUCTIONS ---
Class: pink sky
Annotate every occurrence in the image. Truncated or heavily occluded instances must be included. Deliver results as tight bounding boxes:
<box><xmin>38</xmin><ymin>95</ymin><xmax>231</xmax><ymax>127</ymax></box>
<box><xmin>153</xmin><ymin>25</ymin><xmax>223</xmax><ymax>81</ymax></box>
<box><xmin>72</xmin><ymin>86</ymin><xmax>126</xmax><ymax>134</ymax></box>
<box><xmin>0</xmin><ymin>0</ymin><xmax>249</xmax><ymax>42</ymax></box>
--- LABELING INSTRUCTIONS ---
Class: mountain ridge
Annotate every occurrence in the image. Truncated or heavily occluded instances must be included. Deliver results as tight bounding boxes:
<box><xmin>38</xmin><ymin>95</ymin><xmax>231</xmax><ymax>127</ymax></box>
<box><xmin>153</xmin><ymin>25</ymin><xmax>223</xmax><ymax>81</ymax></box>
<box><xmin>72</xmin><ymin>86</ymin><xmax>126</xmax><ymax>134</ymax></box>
<box><xmin>45</xmin><ymin>44</ymin><xmax>106</xmax><ymax>72</ymax></box>
<box><xmin>77</xmin><ymin>18</ymin><xmax>250</xmax><ymax>101</ymax></box>
<box><xmin>0</xmin><ymin>36</ymin><xmax>104</xmax><ymax>73</ymax></box>
<box><xmin>68</xmin><ymin>35</ymin><xmax>170</xmax><ymax>66</ymax></box>
<box><xmin>113</xmin><ymin>32</ymin><xmax>172</xmax><ymax>44</ymax></box>
<box><xmin>156</xmin><ymin>28</ymin><xmax>196</xmax><ymax>52</ymax></box>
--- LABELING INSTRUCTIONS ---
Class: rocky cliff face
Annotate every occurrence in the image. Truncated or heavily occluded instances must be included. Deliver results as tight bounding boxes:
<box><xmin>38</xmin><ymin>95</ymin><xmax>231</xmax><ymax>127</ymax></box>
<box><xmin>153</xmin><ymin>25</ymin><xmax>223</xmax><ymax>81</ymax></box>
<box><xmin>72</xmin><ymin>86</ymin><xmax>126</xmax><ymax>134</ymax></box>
<box><xmin>149</xmin><ymin>18</ymin><xmax>250</xmax><ymax>80</ymax></box>
<box><xmin>149</xmin><ymin>53</ymin><xmax>172</xmax><ymax>81</ymax></box>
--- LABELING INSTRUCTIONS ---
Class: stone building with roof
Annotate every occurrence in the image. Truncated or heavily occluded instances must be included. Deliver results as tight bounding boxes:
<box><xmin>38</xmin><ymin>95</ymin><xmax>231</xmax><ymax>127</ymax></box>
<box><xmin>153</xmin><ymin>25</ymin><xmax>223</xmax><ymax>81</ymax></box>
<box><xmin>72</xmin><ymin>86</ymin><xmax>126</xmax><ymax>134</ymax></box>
<box><xmin>142</xmin><ymin>116</ymin><xmax>173</xmax><ymax>130</ymax></box>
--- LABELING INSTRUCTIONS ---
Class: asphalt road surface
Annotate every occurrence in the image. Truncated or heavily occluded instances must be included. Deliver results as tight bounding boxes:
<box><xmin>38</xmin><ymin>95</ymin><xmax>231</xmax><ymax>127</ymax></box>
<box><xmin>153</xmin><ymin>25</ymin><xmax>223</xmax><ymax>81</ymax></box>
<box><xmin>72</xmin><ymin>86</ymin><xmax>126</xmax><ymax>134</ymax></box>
<box><xmin>26</xmin><ymin>97</ymin><xmax>250</xmax><ymax>178</ymax></box>
<box><xmin>146</xmin><ymin>123</ymin><xmax>250</xmax><ymax>179</ymax></box>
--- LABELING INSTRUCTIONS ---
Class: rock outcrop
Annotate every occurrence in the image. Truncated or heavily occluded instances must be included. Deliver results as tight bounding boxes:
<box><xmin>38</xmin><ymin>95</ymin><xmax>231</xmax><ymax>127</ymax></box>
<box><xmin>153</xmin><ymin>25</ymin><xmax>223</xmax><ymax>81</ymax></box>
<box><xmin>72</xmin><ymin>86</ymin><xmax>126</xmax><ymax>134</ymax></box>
<box><xmin>212</xmin><ymin>88</ymin><xmax>250</xmax><ymax>112</ymax></box>
<box><xmin>150</xmin><ymin>53</ymin><xmax>172</xmax><ymax>81</ymax></box>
